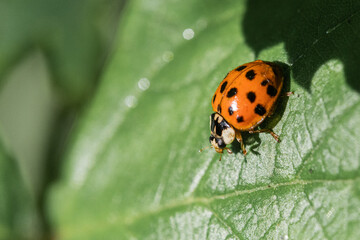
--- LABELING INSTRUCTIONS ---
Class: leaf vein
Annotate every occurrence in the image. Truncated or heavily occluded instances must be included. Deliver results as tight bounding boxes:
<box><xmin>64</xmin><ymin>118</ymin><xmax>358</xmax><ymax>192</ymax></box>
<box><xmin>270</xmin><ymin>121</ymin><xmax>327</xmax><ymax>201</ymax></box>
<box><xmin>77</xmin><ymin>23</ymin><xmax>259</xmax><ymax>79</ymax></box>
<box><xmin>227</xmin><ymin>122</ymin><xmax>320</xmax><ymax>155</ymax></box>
<box><xmin>125</xmin><ymin>177</ymin><xmax>359</xmax><ymax>226</ymax></box>
<box><xmin>295</xmin><ymin>99</ymin><xmax>360</xmax><ymax>178</ymax></box>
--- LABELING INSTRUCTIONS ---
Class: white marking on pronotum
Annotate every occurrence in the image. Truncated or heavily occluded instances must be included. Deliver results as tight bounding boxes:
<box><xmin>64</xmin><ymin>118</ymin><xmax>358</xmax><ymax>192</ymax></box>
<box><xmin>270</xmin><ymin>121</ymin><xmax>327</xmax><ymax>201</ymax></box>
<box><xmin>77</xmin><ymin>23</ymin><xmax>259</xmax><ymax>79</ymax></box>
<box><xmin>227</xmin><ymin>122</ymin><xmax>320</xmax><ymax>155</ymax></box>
<box><xmin>222</xmin><ymin>127</ymin><xmax>235</xmax><ymax>145</ymax></box>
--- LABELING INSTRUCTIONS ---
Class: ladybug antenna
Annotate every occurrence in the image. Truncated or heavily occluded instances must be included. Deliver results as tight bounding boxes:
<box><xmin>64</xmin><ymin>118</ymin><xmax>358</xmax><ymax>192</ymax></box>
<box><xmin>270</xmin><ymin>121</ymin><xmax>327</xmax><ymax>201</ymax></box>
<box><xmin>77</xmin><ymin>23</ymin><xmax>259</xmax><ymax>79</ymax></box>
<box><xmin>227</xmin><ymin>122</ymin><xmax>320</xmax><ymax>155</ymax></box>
<box><xmin>199</xmin><ymin>146</ymin><xmax>213</xmax><ymax>153</ymax></box>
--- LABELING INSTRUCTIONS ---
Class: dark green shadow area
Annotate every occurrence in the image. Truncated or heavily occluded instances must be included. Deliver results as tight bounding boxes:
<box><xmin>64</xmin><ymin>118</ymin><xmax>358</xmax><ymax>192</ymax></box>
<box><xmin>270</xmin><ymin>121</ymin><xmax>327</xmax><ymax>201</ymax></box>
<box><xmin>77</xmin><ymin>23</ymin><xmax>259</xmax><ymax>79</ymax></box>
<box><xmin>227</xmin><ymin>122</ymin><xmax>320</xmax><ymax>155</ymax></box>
<box><xmin>242</xmin><ymin>0</ymin><xmax>360</xmax><ymax>93</ymax></box>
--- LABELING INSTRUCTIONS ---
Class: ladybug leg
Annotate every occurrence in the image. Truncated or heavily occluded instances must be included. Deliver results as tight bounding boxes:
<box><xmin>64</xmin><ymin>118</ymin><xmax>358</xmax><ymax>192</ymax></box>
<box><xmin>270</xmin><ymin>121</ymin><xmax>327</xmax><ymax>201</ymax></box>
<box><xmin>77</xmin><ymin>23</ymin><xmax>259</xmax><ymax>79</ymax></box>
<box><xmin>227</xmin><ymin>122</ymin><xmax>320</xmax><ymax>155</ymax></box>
<box><xmin>248</xmin><ymin>129</ymin><xmax>280</xmax><ymax>143</ymax></box>
<box><xmin>235</xmin><ymin>131</ymin><xmax>247</xmax><ymax>155</ymax></box>
<box><xmin>217</xmin><ymin>147</ymin><xmax>233</xmax><ymax>161</ymax></box>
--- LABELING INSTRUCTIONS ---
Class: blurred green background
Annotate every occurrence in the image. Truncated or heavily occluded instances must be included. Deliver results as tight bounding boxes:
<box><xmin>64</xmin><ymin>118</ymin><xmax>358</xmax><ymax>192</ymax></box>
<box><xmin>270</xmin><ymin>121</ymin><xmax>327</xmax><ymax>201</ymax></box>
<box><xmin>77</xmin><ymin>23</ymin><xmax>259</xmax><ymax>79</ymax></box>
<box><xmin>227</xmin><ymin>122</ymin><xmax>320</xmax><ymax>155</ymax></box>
<box><xmin>0</xmin><ymin>0</ymin><xmax>125</xmax><ymax>238</ymax></box>
<box><xmin>0</xmin><ymin>0</ymin><xmax>360</xmax><ymax>239</ymax></box>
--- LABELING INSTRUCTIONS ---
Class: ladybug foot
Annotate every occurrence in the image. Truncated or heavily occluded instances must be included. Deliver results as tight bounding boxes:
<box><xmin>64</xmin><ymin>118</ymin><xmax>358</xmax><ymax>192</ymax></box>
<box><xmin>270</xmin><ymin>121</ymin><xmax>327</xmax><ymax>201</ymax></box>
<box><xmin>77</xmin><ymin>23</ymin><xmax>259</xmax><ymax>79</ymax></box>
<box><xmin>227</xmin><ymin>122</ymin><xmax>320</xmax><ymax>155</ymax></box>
<box><xmin>282</xmin><ymin>91</ymin><xmax>294</xmax><ymax>97</ymax></box>
<box><xmin>242</xmin><ymin>149</ymin><xmax>247</xmax><ymax>155</ymax></box>
<box><xmin>225</xmin><ymin>147</ymin><xmax>232</xmax><ymax>154</ymax></box>
<box><xmin>271</xmin><ymin>132</ymin><xmax>281</xmax><ymax>143</ymax></box>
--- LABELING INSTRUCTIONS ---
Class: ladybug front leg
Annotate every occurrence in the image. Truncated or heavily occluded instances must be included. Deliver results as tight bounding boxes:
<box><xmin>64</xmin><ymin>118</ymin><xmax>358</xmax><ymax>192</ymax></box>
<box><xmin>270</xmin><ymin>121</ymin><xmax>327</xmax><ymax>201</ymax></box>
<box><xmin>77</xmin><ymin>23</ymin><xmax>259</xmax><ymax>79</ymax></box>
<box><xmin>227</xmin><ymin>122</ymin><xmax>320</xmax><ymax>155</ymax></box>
<box><xmin>248</xmin><ymin>129</ymin><xmax>280</xmax><ymax>142</ymax></box>
<box><xmin>235</xmin><ymin>131</ymin><xmax>247</xmax><ymax>155</ymax></box>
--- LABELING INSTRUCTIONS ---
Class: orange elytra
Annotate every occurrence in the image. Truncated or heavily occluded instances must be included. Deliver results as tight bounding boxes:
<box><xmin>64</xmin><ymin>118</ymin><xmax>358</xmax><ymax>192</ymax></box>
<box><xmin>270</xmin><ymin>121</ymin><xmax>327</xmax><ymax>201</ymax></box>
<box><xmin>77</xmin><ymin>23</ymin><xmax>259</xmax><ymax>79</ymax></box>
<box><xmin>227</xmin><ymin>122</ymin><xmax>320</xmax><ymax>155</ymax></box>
<box><xmin>209</xmin><ymin>60</ymin><xmax>284</xmax><ymax>156</ymax></box>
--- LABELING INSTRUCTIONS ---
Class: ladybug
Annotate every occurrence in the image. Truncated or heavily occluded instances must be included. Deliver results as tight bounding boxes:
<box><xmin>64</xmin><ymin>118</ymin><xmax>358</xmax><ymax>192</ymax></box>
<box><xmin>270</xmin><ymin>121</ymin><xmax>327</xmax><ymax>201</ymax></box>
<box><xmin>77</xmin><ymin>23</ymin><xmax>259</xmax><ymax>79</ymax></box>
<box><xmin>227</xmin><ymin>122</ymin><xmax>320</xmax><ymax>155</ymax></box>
<box><xmin>209</xmin><ymin>60</ymin><xmax>283</xmax><ymax>156</ymax></box>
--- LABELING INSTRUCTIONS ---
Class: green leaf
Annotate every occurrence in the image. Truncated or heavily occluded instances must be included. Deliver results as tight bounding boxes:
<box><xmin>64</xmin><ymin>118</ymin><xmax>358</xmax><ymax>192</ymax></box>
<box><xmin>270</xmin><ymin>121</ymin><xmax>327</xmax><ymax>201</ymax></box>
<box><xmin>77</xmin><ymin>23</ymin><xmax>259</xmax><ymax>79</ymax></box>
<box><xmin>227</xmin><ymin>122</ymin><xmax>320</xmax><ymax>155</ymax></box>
<box><xmin>49</xmin><ymin>0</ymin><xmax>360</xmax><ymax>239</ymax></box>
<box><xmin>0</xmin><ymin>0</ymin><xmax>124</xmax><ymax>103</ymax></box>
<box><xmin>0</xmin><ymin>142</ymin><xmax>41</xmax><ymax>239</ymax></box>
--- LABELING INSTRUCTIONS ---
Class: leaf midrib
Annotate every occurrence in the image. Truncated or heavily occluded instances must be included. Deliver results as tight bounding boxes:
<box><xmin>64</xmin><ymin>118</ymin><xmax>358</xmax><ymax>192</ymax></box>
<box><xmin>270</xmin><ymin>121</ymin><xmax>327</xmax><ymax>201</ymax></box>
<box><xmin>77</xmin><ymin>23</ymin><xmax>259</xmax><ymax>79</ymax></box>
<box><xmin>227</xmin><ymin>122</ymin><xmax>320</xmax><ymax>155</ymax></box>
<box><xmin>59</xmin><ymin>176</ymin><xmax>359</xmax><ymax>238</ymax></box>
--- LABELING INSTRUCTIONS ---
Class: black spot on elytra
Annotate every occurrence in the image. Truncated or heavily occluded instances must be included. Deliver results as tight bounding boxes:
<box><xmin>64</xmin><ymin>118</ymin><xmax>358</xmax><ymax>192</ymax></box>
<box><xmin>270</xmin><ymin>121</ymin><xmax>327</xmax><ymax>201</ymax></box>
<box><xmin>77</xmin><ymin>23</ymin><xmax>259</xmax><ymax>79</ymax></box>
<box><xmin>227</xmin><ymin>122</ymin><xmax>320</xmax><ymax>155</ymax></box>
<box><xmin>247</xmin><ymin>91</ymin><xmax>256</xmax><ymax>103</ymax></box>
<box><xmin>227</xmin><ymin>88</ymin><xmax>237</xmax><ymax>98</ymax></box>
<box><xmin>261</xmin><ymin>79</ymin><xmax>269</xmax><ymax>86</ymax></box>
<box><xmin>267</xmin><ymin>85</ymin><xmax>278</xmax><ymax>97</ymax></box>
<box><xmin>220</xmin><ymin>81</ymin><xmax>227</xmax><ymax>93</ymax></box>
<box><xmin>236</xmin><ymin>65</ymin><xmax>247</xmax><ymax>71</ymax></box>
<box><xmin>255</xmin><ymin>104</ymin><xmax>266</xmax><ymax>116</ymax></box>
<box><xmin>236</xmin><ymin>116</ymin><xmax>244</xmax><ymax>122</ymax></box>
<box><xmin>246</xmin><ymin>70</ymin><xmax>256</xmax><ymax>80</ymax></box>
<box><xmin>217</xmin><ymin>104</ymin><xmax>221</xmax><ymax>113</ymax></box>
<box><xmin>212</xmin><ymin>94</ymin><xmax>216</xmax><ymax>103</ymax></box>
<box><xmin>228</xmin><ymin>106</ymin><xmax>234</xmax><ymax>115</ymax></box>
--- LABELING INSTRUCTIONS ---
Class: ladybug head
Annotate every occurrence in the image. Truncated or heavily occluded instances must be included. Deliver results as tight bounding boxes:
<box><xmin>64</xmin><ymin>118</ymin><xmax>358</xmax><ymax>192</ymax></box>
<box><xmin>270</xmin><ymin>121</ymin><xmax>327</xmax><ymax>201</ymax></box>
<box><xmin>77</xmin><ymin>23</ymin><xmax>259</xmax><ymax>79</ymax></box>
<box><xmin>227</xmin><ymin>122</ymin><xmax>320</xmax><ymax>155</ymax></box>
<box><xmin>209</xmin><ymin>113</ymin><xmax>235</xmax><ymax>153</ymax></box>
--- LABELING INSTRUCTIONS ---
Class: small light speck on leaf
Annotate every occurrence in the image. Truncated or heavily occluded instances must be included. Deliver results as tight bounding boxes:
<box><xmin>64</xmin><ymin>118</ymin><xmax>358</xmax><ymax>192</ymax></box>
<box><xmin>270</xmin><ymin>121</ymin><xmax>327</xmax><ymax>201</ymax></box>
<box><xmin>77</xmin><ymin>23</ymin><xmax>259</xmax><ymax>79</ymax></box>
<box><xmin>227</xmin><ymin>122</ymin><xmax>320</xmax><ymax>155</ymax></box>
<box><xmin>138</xmin><ymin>78</ymin><xmax>150</xmax><ymax>91</ymax></box>
<box><xmin>183</xmin><ymin>28</ymin><xmax>195</xmax><ymax>40</ymax></box>
<box><xmin>162</xmin><ymin>51</ymin><xmax>174</xmax><ymax>63</ymax></box>
<box><xmin>124</xmin><ymin>95</ymin><xmax>138</xmax><ymax>108</ymax></box>
<box><xmin>196</xmin><ymin>19</ymin><xmax>208</xmax><ymax>30</ymax></box>
<box><xmin>326</xmin><ymin>207</ymin><xmax>335</xmax><ymax>218</ymax></box>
